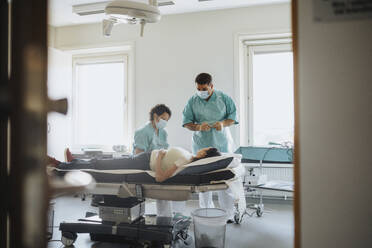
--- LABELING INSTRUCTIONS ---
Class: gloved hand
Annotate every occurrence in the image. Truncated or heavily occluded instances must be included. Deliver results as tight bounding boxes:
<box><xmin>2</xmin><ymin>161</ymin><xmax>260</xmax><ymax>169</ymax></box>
<box><xmin>199</xmin><ymin>122</ymin><xmax>211</xmax><ymax>131</ymax></box>
<box><xmin>212</xmin><ymin>121</ymin><xmax>224</xmax><ymax>131</ymax></box>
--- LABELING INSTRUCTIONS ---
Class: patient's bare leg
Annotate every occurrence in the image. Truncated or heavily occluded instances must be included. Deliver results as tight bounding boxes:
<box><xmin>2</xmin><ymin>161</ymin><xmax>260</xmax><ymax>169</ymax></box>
<box><xmin>47</xmin><ymin>156</ymin><xmax>61</xmax><ymax>166</ymax></box>
<box><xmin>64</xmin><ymin>148</ymin><xmax>75</xmax><ymax>162</ymax></box>
<box><xmin>56</xmin><ymin>151</ymin><xmax>151</xmax><ymax>170</ymax></box>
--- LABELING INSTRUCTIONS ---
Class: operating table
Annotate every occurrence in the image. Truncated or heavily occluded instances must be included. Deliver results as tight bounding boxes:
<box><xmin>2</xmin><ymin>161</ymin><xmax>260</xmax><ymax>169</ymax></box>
<box><xmin>51</xmin><ymin>154</ymin><xmax>246</xmax><ymax>247</ymax></box>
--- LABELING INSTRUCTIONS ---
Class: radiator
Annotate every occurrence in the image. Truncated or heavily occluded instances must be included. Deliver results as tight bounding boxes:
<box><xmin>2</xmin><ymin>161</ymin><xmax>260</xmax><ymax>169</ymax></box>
<box><xmin>261</xmin><ymin>167</ymin><xmax>293</xmax><ymax>181</ymax></box>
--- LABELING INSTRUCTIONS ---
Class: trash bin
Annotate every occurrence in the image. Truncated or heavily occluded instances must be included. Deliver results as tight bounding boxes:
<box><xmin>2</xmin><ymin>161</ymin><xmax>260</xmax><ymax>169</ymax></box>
<box><xmin>191</xmin><ymin>208</ymin><xmax>227</xmax><ymax>248</ymax></box>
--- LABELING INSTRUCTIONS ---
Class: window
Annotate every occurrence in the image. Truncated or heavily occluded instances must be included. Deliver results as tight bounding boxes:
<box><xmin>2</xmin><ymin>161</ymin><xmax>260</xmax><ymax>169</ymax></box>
<box><xmin>244</xmin><ymin>38</ymin><xmax>294</xmax><ymax>146</ymax></box>
<box><xmin>72</xmin><ymin>55</ymin><xmax>129</xmax><ymax>150</ymax></box>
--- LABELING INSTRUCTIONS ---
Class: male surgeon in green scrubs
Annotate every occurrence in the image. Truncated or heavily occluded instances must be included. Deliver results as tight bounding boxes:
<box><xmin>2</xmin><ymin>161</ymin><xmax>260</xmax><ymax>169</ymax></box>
<box><xmin>182</xmin><ymin>72</ymin><xmax>239</xmax><ymax>221</ymax></box>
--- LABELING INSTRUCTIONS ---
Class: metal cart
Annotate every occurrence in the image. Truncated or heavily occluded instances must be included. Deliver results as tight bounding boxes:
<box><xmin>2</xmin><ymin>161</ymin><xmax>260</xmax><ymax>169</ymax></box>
<box><xmin>234</xmin><ymin>144</ymin><xmax>293</xmax><ymax>219</ymax></box>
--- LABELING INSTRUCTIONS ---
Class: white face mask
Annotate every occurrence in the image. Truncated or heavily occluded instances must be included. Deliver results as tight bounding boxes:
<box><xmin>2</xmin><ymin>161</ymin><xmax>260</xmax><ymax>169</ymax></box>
<box><xmin>197</xmin><ymin>90</ymin><xmax>210</xmax><ymax>99</ymax></box>
<box><xmin>156</xmin><ymin>118</ymin><xmax>167</xmax><ymax>129</ymax></box>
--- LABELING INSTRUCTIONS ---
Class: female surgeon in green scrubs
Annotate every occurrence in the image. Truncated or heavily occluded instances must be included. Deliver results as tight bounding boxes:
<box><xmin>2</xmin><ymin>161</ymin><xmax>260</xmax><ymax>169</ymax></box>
<box><xmin>133</xmin><ymin>104</ymin><xmax>171</xmax><ymax>155</ymax></box>
<box><xmin>133</xmin><ymin>104</ymin><xmax>185</xmax><ymax>217</ymax></box>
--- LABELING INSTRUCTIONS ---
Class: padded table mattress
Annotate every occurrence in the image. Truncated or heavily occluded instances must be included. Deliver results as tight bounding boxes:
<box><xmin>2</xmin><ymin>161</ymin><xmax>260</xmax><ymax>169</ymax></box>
<box><xmin>52</xmin><ymin>156</ymin><xmax>241</xmax><ymax>186</ymax></box>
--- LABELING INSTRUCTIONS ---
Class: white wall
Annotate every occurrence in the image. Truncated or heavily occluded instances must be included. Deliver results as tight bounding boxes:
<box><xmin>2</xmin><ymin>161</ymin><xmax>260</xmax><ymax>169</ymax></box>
<box><xmin>49</xmin><ymin>4</ymin><xmax>291</xmax><ymax>153</ymax></box>
<box><xmin>47</xmin><ymin>47</ymin><xmax>72</xmax><ymax>160</ymax></box>
<box><xmin>297</xmin><ymin>1</ymin><xmax>372</xmax><ymax>247</ymax></box>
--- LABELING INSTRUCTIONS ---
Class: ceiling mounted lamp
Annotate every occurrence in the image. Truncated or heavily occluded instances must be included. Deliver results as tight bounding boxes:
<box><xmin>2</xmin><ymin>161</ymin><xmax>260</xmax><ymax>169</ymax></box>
<box><xmin>103</xmin><ymin>0</ymin><xmax>161</xmax><ymax>37</ymax></box>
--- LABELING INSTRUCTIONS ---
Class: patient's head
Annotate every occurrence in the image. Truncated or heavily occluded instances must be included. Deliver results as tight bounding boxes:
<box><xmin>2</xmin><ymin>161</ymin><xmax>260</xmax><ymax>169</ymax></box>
<box><xmin>192</xmin><ymin>147</ymin><xmax>221</xmax><ymax>162</ymax></box>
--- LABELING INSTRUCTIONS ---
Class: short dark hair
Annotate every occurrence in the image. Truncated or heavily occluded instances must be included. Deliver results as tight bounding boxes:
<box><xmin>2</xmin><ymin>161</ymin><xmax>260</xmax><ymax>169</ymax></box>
<box><xmin>192</xmin><ymin>147</ymin><xmax>221</xmax><ymax>162</ymax></box>
<box><xmin>149</xmin><ymin>104</ymin><xmax>172</xmax><ymax>121</ymax></box>
<box><xmin>195</xmin><ymin>73</ymin><xmax>212</xmax><ymax>85</ymax></box>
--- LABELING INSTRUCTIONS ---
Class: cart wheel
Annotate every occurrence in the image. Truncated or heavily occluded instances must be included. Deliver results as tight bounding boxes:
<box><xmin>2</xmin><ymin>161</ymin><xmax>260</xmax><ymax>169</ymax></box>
<box><xmin>61</xmin><ymin>232</ymin><xmax>77</xmax><ymax>246</ymax></box>
<box><xmin>174</xmin><ymin>232</ymin><xmax>193</xmax><ymax>248</ymax></box>
<box><xmin>234</xmin><ymin>213</ymin><xmax>241</xmax><ymax>224</ymax></box>
<box><xmin>256</xmin><ymin>207</ymin><xmax>263</xmax><ymax>217</ymax></box>
<box><xmin>182</xmin><ymin>233</ymin><xmax>193</xmax><ymax>246</ymax></box>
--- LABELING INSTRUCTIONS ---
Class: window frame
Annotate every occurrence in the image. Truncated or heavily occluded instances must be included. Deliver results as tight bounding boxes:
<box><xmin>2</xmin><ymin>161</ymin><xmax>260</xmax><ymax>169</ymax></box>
<box><xmin>71</xmin><ymin>53</ymin><xmax>129</xmax><ymax>151</ymax></box>
<box><xmin>244</xmin><ymin>36</ymin><xmax>293</xmax><ymax>146</ymax></box>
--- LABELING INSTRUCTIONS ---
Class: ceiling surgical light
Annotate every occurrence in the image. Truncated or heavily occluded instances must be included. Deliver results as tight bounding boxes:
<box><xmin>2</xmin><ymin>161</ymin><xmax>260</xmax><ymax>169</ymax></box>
<box><xmin>103</xmin><ymin>0</ymin><xmax>161</xmax><ymax>37</ymax></box>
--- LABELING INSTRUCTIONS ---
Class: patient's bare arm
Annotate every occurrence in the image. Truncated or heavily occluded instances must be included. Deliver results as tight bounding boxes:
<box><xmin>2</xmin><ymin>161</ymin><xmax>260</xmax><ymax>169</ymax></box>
<box><xmin>156</xmin><ymin>165</ymin><xmax>178</xmax><ymax>183</ymax></box>
<box><xmin>134</xmin><ymin>148</ymin><xmax>144</xmax><ymax>154</ymax></box>
<box><xmin>154</xmin><ymin>150</ymin><xmax>177</xmax><ymax>182</ymax></box>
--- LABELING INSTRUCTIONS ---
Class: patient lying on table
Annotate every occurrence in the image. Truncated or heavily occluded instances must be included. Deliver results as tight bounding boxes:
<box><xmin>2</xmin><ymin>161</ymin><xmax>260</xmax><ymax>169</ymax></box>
<box><xmin>50</xmin><ymin>147</ymin><xmax>221</xmax><ymax>182</ymax></box>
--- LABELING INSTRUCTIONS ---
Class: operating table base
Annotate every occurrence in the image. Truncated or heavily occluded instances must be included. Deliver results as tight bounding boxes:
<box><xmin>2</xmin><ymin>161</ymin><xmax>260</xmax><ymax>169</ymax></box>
<box><xmin>60</xmin><ymin>214</ymin><xmax>192</xmax><ymax>248</ymax></box>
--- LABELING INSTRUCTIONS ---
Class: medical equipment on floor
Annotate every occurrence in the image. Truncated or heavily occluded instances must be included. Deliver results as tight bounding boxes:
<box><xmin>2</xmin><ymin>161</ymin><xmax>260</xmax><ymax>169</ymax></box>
<box><xmin>235</xmin><ymin>144</ymin><xmax>293</xmax><ymax>218</ymax></box>
<box><xmin>52</xmin><ymin>154</ymin><xmax>246</xmax><ymax>247</ymax></box>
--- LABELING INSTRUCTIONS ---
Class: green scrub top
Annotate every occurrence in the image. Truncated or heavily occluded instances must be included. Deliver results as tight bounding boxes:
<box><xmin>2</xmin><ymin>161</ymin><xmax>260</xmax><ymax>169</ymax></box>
<box><xmin>182</xmin><ymin>90</ymin><xmax>238</xmax><ymax>153</ymax></box>
<box><xmin>133</xmin><ymin>122</ymin><xmax>169</xmax><ymax>153</ymax></box>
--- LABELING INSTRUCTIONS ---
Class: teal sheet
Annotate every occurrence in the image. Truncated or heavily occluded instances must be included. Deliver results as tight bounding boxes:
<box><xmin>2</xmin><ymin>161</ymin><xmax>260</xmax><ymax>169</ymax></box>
<box><xmin>235</xmin><ymin>146</ymin><xmax>293</xmax><ymax>164</ymax></box>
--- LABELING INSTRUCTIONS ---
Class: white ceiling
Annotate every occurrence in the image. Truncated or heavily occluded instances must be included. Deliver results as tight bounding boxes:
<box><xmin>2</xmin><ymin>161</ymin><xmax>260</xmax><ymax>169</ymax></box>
<box><xmin>49</xmin><ymin>0</ymin><xmax>289</xmax><ymax>27</ymax></box>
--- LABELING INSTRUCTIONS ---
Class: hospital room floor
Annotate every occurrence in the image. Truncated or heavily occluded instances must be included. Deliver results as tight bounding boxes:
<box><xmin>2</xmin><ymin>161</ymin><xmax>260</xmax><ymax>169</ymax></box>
<box><xmin>48</xmin><ymin>195</ymin><xmax>293</xmax><ymax>248</ymax></box>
